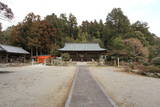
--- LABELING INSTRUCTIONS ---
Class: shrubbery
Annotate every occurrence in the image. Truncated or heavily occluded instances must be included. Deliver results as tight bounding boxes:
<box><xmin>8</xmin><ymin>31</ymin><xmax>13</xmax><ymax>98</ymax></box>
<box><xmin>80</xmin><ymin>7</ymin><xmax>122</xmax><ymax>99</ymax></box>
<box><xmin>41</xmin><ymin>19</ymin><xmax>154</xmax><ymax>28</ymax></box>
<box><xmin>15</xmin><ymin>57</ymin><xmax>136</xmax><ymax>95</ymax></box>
<box><xmin>138</xmin><ymin>65</ymin><xmax>160</xmax><ymax>78</ymax></box>
<box><xmin>140</xmin><ymin>66</ymin><xmax>160</xmax><ymax>73</ymax></box>
<box><xmin>151</xmin><ymin>57</ymin><xmax>160</xmax><ymax>66</ymax></box>
<box><xmin>61</xmin><ymin>53</ymin><xmax>70</xmax><ymax>61</ymax></box>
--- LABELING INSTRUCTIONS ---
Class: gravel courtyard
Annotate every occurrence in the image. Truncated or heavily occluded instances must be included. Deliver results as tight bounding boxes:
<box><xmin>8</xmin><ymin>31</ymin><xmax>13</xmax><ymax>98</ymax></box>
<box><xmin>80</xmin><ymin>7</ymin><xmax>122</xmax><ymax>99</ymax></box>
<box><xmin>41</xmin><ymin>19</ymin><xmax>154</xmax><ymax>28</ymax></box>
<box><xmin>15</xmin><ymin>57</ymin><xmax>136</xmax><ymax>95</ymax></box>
<box><xmin>90</xmin><ymin>66</ymin><xmax>160</xmax><ymax>107</ymax></box>
<box><xmin>0</xmin><ymin>65</ymin><xmax>75</xmax><ymax>107</ymax></box>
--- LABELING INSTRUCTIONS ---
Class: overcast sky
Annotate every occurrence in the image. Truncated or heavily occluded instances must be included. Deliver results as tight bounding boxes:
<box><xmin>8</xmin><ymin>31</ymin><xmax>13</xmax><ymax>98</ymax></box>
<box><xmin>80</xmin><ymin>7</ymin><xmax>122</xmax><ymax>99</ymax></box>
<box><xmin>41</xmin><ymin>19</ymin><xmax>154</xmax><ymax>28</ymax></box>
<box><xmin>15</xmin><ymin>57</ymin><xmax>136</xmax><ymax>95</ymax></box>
<box><xmin>1</xmin><ymin>0</ymin><xmax>160</xmax><ymax>36</ymax></box>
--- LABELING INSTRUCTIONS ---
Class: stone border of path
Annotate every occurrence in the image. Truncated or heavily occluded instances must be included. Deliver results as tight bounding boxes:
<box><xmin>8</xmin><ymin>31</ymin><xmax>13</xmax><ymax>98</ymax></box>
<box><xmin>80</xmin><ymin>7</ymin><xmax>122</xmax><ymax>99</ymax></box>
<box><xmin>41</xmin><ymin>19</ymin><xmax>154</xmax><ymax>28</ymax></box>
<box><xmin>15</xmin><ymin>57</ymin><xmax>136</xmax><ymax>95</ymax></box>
<box><xmin>65</xmin><ymin>66</ymin><xmax>79</xmax><ymax>107</ymax></box>
<box><xmin>65</xmin><ymin>66</ymin><xmax>118</xmax><ymax>107</ymax></box>
<box><xmin>92</xmin><ymin>73</ymin><xmax>118</xmax><ymax>107</ymax></box>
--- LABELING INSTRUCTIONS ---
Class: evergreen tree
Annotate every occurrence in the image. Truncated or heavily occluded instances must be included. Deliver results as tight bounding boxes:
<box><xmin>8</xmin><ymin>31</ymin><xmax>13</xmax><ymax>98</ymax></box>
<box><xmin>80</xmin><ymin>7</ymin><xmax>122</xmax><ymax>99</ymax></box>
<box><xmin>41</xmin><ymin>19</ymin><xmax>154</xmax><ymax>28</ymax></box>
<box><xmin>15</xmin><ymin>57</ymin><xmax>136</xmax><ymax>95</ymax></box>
<box><xmin>68</xmin><ymin>13</ymin><xmax>78</xmax><ymax>39</ymax></box>
<box><xmin>103</xmin><ymin>8</ymin><xmax>130</xmax><ymax>48</ymax></box>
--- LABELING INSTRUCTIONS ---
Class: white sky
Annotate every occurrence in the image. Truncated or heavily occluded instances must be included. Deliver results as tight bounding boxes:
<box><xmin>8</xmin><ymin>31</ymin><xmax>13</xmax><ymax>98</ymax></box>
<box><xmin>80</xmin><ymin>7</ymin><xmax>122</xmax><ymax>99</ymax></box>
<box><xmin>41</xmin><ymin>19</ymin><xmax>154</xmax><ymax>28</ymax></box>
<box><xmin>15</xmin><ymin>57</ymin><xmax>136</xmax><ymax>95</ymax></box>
<box><xmin>1</xmin><ymin>0</ymin><xmax>160</xmax><ymax>36</ymax></box>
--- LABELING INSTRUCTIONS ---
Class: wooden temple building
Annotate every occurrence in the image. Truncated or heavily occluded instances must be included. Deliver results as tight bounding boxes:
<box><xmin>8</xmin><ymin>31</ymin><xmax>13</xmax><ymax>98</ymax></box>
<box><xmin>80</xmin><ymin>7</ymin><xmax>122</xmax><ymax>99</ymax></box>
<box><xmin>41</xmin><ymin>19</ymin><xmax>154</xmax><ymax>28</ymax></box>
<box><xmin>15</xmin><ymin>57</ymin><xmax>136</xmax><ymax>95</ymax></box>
<box><xmin>0</xmin><ymin>44</ymin><xmax>29</xmax><ymax>63</ymax></box>
<box><xmin>58</xmin><ymin>43</ymin><xmax>106</xmax><ymax>61</ymax></box>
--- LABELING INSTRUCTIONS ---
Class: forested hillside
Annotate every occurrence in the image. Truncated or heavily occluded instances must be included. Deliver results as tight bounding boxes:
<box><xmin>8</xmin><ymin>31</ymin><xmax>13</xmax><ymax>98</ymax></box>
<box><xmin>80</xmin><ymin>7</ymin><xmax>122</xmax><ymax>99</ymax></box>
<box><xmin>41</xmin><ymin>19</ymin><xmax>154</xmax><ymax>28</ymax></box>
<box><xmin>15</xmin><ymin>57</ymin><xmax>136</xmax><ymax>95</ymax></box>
<box><xmin>0</xmin><ymin>8</ymin><xmax>160</xmax><ymax>63</ymax></box>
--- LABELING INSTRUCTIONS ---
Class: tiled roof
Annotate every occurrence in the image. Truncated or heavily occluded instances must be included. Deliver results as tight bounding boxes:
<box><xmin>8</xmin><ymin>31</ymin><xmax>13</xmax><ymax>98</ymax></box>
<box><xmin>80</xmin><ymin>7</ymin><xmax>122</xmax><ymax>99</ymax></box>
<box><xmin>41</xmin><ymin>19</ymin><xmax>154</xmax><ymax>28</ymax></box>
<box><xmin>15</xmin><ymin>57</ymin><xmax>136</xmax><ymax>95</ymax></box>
<box><xmin>0</xmin><ymin>44</ymin><xmax>29</xmax><ymax>54</ymax></box>
<box><xmin>58</xmin><ymin>43</ymin><xmax>106</xmax><ymax>51</ymax></box>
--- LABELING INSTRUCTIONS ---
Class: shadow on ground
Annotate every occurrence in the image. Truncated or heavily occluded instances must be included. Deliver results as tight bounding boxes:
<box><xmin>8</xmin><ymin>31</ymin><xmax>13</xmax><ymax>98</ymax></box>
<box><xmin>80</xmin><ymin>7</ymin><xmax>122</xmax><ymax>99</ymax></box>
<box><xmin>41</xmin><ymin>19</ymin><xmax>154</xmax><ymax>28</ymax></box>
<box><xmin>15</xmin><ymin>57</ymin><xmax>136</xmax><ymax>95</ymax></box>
<box><xmin>0</xmin><ymin>71</ymin><xmax>14</xmax><ymax>74</ymax></box>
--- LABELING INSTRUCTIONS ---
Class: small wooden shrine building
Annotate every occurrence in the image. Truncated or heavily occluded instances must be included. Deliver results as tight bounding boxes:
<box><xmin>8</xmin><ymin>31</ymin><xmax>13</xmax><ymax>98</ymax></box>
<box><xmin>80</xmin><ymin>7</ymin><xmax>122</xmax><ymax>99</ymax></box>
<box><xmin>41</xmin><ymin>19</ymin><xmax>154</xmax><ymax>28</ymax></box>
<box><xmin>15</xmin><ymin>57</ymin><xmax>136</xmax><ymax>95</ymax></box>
<box><xmin>58</xmin><ymin>43</ymin><xmax>106</xmax><ymax>61</ymax></box>
<box><xmin>0</xmin><ymin>44</ymin><xmax>29</xmax><ymax>63</ymax></box>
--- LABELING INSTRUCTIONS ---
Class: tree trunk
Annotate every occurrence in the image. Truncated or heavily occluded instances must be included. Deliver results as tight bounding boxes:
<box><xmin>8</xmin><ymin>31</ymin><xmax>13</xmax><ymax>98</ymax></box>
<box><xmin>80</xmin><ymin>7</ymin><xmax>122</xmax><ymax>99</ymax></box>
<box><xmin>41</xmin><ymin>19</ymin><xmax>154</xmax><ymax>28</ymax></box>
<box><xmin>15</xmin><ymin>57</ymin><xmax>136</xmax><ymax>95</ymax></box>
<box><xmin>36</xmin><ymin>47</ymin><xmax>38</xmax><ymax>56</ymax></box>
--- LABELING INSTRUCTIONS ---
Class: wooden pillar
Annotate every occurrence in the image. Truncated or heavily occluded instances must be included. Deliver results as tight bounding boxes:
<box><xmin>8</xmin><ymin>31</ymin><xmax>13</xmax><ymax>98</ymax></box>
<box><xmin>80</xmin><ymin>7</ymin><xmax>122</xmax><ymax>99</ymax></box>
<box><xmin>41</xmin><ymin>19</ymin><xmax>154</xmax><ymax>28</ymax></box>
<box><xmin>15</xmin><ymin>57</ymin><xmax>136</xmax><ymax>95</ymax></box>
<box><xmin>117</xmin><ymin>57</ymin><xmax>119</xmax><ymax>67</ymax></box>
<box><xmin>32</xmin><ymin>59</ymin><xmax>34</xmax><ymax>66</ymax></box>
<box><xmin>24</xmin><ymin>55</ymin><xmax>26</xmax><ymax>63</ymax></box>
<box><xmin>44</xmin><ymin>59</ymin><xmax>46</xmax><ymax>66</ymax></box>
<box><xmin>76</xmin><ymin>52</ymin><xmax>78</xmax><ymax>61</ymax></box>
<box><xmin>36</xmin><ymin>47</ymin><xmax>38</xmax><ymax>56</ymax></box>
<box><xmin>6</xmin><ymin>54</ymin><xmax>8</xmax><ymax>63</ymax></box>
<box><xmin>31</xmin><ymin>48</ymin><xmax>33</xmax><ymax>58</ymax></box>
<box><xmin>0</xmin><ymin>56</ymin><xmax>1</xmax><ymax>63</ymax></box>
<box><xmin>114</xmin><ymin>59</ymin><xmax>116</xmax><ymax>66</ymax></box>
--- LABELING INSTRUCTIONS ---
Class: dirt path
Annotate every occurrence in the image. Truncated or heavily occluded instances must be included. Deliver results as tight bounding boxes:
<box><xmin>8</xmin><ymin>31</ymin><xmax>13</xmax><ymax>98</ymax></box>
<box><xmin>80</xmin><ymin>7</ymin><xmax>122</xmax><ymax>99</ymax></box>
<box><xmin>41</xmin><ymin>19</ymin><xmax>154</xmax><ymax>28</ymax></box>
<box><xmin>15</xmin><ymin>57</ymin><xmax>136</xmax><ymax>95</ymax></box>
<box><xmin>0</xmin><ymin>65</ymin><xmax>75</xmax><ymax>107</ymax></box>
<box><xmin>65</xmin><ymin>66</ymin><xmax>115</xmax><ymax>107</ymax></box>
<box><xmin>90</xmin><ymin>66</ymin><xmax>160</xmax><ymax>107</ymax></box>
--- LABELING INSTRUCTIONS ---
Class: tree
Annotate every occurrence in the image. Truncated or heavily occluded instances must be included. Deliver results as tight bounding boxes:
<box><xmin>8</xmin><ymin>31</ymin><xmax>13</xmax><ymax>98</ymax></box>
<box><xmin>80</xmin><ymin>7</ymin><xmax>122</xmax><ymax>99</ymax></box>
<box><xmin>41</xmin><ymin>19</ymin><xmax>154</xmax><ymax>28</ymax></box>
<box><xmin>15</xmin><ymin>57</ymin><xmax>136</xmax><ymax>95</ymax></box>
<box><xmin>81</xmin><ymin>20</ymin><xmax>89</xmax><ymax>32</ymax></box>
<box><xmin>0</xmin><ymin>26</ymin><xmax>13</xmax><ymax>44</ymax></box>
<box><xmin>1</xmin><ymin>8</ymin><xmax>158</xmax><ymax>64</ymax></box>
<box><xmin>111</xmin><ymin>36</ymin><xmax>126</xmax><ymax>50</ymax></box>
<box><xmin>0</xmin><ymin>2</ymin><xmax>14</xmax><ymax>20</ymax></box>
<box><xmin>45</xmin><ymin>13</ymin><xmax>68</xmax><ymax>46</ymax></box>
<box><xmin>29</xmin><ymin>20</ymin><xmax>59</xmax><ymax>55</ymax></box>
<box><xmin>131</xmin><ymin>21</ymin><xmax>155</xmax><ymax>45</ymax></box>
<box><xmin>10</xmin><ymin>13</ymin><xmax>40</xmax><ymax>51</ymax></box>
<box><xmin>0</xmin><ymin>2</ymin><xmax>14</xmax><ymax>43</ymax></box>
<box><xmin>103</xmin><ymin>8</ymin><xmax>130</xmax><ymax>48</ymax></box>
<box><xmin>78</xmin><ymin>31</ymin><xmax>89</xmax><ymax>42</ymax></box>
<box><xmin>68</xmin><ymin>13</ymin><xmax>78</xmax><ymax>39</ymax></box>
<box><xmin>23</xmin><ymin>12</ymin><xmax>40</xmax><ymax>23</ymax></box>
<box><xmin>80</xmin><ymin>20</ymin><xmax>104</xmax><ymax>42</ymax></box>
<box><xmin>106</xmin><ymin>8</ymin><xmax>130</xmax><ymax>35</ymax></box>
<box><xmin>62</xmin><ymin>53</ymin><xmax>70</xmax><ymax>61</ymax></box>
<box><xmin>151</xmin><ymin>57</ymin><xmax>160</xmax><ymax>66</ymax></box>
<box><xmin>124</xmin><ymin>38</ymin><xmax>149</xmax><ymax>62</ymax></box>
<box><xmin>124</xmin><ymin>31</ymin><xmax>148</xmax><ymax>46</ymax></box>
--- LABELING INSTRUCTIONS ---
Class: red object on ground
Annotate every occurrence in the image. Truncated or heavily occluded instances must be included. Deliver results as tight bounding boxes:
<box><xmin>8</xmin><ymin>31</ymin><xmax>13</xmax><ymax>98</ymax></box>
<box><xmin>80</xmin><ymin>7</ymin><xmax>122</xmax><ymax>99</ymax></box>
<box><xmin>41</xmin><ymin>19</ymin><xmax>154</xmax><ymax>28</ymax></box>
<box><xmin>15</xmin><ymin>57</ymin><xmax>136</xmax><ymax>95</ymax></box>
<box><xmin>36</xmin><ymin>55</ymin><xmax>54</xmax><ymax>63</ymax></box>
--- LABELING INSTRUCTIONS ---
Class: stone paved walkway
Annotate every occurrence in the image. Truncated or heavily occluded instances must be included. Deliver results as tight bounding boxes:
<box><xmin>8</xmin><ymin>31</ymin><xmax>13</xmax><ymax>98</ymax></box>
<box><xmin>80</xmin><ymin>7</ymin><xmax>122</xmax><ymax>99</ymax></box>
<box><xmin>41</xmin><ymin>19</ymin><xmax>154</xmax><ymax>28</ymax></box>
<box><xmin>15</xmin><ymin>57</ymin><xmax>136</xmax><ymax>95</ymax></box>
<box><xmin>65</xmin><ymin>65</ymin><xmax>114</xmax><ymax>107</ymax></box>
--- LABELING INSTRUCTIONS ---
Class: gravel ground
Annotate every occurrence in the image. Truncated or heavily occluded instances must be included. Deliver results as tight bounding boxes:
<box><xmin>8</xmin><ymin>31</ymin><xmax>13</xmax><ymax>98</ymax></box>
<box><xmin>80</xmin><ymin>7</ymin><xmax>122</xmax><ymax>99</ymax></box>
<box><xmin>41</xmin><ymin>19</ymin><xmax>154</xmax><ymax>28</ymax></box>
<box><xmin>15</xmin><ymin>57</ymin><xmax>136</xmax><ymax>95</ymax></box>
<box><xmin>90</xmin><ymin>66</ymin><xmax>160</xmax><ymax>107</ymax></box>
<box><xmin>0</xmin><ymin>65</ymin><xmax>75</xmax><ymax>107</ymax></box>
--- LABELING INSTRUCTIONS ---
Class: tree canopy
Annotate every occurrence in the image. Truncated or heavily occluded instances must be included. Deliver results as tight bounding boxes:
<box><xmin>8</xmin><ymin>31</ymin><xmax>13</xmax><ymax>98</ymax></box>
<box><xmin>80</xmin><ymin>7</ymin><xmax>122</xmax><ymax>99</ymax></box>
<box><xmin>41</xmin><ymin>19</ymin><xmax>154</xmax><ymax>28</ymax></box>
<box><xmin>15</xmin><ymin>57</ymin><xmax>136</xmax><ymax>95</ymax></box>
<box><xmin>0</xmin><ymin>2</ymin><xmax>14</xmax><ymax>20</ymax></box>
<box><xmin>0</xmin><ymin>8</ymin><xmax>159</xmax><ymax>62</ymax></box>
